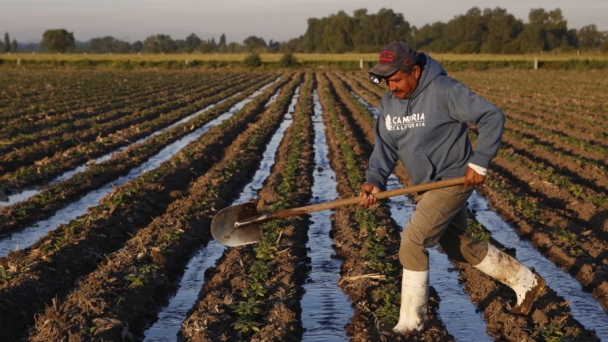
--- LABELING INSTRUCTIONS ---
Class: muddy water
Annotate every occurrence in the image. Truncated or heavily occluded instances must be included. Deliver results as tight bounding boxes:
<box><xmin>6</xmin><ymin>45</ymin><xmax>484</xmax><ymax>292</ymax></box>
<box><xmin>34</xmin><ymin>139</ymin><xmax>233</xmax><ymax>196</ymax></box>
<box><xmin>1</xmin><ymin>78</ymin><xmax>281</xmax><ymax>207</ymax></box>
<box><xmin>143</xmin><ymin>87</ymin><xmax>300</xmax><ymax>341</ymax></box>
<box><xmin>350</xmin><ymin>91</ymin><xmax>379</xmax><ymax>118</ymax></box>
<box><xmin>384</xmin><ymin>175</ymin><xmax>492</xmax><ymax>341</ymax></box>
<box><xmin>469</xmin><ymin>192</ymin><xmax>608</xmax><ymax>337</ymax></box>
<box><xmin>0</xmin><ymin>83</ymin><xmax>278</xmax><ymax>257</ymax></box>
<box><xmin>301</xmin><ymin>90</ymin><xmax>351</xmax><ymax>341</ymax></box>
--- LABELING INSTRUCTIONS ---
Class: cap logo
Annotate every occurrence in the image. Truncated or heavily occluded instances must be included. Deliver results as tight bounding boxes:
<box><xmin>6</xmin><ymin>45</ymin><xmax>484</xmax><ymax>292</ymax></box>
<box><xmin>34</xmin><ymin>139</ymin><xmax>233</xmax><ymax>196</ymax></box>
<box><xmin>379</xmin><ymin>51</ymin><xmax>395</xmax><ymax>64</ymax></box>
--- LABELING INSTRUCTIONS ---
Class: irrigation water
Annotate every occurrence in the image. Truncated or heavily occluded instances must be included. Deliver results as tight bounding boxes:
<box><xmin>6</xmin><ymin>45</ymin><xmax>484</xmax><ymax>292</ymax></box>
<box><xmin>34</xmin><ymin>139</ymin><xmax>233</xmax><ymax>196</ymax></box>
<box><xmin>469</xmin><ymin>192</ymin><xmax>608</xmax><ymax>337</ymax></box>
<box><xmin>0</xmin><ymin>78</ymin><xmax>280</xmax><ymax>207</ymax></box>
<box><xmin>143</xmin><ymin>86</ymin><xmax>300</xmax><ymax>341</ymax></box>
<box><xmin>0</xmin><ymin>81</ymin><xmax>280</xmax><ymax>257</ymax></box>
<box><xmin>350</xmin><ymin>91</ymin><xmax>379</xmax><ymax>118</ymax></box>
<box><xmin>301</xmin><ymin>90</ymin><xmax>351</xmax><ymax>341</ymax></box>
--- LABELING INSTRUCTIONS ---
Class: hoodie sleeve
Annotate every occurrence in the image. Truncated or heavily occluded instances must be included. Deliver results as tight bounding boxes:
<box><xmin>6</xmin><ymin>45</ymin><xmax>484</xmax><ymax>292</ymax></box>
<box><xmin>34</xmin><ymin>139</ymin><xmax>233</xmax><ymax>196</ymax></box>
<box><xmin>365</xmin><ymin>99</ymin><xmax>398</xmax><ymax>191</ymax></box>
<box><xmin>447</xmin><ymin>82</ymin><xmax>505</xmax><ymax>169</ymax></box>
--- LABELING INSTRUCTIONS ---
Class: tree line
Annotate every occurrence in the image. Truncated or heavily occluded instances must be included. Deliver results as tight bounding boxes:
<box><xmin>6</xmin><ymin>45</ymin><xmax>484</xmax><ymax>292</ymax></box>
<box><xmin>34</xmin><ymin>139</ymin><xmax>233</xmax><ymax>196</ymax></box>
<box><xmin>7</xmin><ymin>6</ymin><xmax>608</xmax><ymax>54</ymax></box>
<box><xmin>284</xmin><ymin>7</ymin><xmax>608</xmax><ymax>54</ymax></box>
<box><xmin>0</xmin><ymin>32</ymin><xmax>19</xmax><ymax>53</ymax></box>
<box><xmin>20</xmin><ymin>30</ymin><xmax>280</xmax><ymax>55</ymax></box>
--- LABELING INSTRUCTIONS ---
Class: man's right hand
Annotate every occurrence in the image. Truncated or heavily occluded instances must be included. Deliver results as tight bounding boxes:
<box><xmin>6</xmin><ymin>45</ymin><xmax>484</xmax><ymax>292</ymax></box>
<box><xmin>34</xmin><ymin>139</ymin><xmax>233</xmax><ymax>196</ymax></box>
<box><xmin>359</xmin><ymin>182</ymin><xmax>380</xmax><ymax>207</ymax></box>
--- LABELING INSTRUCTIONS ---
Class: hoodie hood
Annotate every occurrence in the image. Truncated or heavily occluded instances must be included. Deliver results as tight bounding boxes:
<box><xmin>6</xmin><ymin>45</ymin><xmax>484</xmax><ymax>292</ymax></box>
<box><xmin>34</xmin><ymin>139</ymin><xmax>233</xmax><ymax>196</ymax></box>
<box><xmin>409</xmin><ymin>53</ymin><xmax>447</xmax><ymax>99</ymax></box>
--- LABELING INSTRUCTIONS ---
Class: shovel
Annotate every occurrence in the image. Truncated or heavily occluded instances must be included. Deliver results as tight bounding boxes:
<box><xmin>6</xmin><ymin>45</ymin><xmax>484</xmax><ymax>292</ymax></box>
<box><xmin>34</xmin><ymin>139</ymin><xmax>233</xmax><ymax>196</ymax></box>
<box><xmin>211</xmin><ymin>176</ymin><xmax>465</xmax><ymax>246</ymax></box>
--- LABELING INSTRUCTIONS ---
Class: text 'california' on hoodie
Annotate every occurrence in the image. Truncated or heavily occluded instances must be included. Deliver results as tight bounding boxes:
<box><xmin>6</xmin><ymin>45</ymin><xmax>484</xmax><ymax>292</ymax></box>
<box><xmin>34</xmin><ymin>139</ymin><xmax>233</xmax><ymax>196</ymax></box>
<box><xmin>366</xmin><ymin>53</ymin><xmax>505</xmax><ymax>189</ymax></box>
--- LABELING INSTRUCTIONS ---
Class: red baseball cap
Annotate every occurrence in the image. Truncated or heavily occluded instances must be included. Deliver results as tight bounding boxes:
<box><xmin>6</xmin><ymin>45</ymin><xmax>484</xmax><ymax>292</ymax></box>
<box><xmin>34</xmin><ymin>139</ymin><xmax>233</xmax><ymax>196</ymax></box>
<box><xmin>370</xmin><ymin>41</ymin><xmax>419</xmax><ymax>78</ymax></box>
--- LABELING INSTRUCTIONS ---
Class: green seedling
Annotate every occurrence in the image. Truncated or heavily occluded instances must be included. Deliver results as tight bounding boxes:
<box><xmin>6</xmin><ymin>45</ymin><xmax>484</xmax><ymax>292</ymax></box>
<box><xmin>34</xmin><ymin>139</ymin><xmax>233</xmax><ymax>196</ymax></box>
<box><xmin>535</xmin><ymin>323</ymin><xmax>568</xmax><ymax>342</ymax></box>
<box><xmin>231</xmin><ymin>316</ymin><xmax>263</xmax><ymax>335</ymax></box>
<box><xmin>165</xmin><ymin>230</ymin><xmax>182</xmax><ymax>243</ymax></box>
<box><xmin>124</xmin><ymin>274</ymin><xmax>146</xmax><ymax>287</ymax></box>
<box><xmin>241</xmin><ymin>282</ymin><xmax>266</xmax><ymax>299</ymax></box>
<box><xmin>0</xmin><ymin>266</ymin><xmax>11</xmax><ymax>280</ymax></box>
<box><xmin>247</xmin><ymin>260</ymin><xmax>270</xmax><ymax>284</ymax></box>
<box><xmin>253</xmin><ymin>241</ymin><xmax>277</xmax><ymax>260</ymax></box>
<box><xmin>230</xmin><ymin>297</ymin><xmax>264</xmax><ymax>317</ymax></box>
<box><xmin>586</xmin><ymin>195</ymin><xmax>608</xmax><ymax>208</ymax></box>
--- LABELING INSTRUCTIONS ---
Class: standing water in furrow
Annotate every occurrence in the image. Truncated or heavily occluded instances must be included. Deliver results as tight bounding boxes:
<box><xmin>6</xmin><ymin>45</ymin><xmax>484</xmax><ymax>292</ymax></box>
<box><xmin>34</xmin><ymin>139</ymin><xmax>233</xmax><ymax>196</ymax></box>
<box><xmin>143</xmin><ymin>86</ymin><xmax>301</xmax><ymax>341</ymax></box>
<box><xmin>0</xmin><ymin>79</ymin><xmax>281</xmax><ymax>206</ymax></box>
<box><xmin>350</xmin><ymin>91</ymin><xmax>379</xmax><ymax>118</ymax></box>
<box><xmin>0</xmin><ymin>82</ymin><xmax>278</xmax><ymax>257</ymax></box>
<box><xmin>468</xmin><ymin>192</ymin><xmax>608</xmax><ymax>337</ymax></box>
<box><xmin>301</xmin><ymin>90</ymin><xmax>351</xmax><ymax>341</ymax></box>
<box><xmin>384</xmin><ymin>174</ymin><xmax>492</xmax><ymax>341</ymax></box>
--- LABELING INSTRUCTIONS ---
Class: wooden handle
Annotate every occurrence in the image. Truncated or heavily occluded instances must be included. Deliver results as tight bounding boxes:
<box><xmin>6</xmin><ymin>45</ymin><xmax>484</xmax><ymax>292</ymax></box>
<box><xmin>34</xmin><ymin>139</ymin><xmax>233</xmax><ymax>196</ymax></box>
<box><xmin>274</xmin><ymin>176</ymin><xmax>465</xmax><ymax>219</ymax></box>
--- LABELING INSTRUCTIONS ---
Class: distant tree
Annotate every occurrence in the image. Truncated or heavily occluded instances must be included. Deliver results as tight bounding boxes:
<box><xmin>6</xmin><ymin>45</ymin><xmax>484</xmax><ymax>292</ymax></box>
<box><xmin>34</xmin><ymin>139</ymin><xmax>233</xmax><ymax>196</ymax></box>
<box><xmin>516</xmin><ymin>8</ymin><xmax>574</xmax><ymax>52</ymax></box>
<box><xmin>0</xmin><ymin>41</ymin><xmax>4</xmax><ymax>53</ymax></box>
<box><xmin>130</xmin><ymin>41</ymin><xmax>143</xmax><ymax>53</ymax></box>
<box><xmin>11</xmin><ymin>39</ymin><xmax>18</xmax><ymax>52</ymax></box>
<box><xmin>218</xmin><ymin>33</ymin><xmax>227</xmax><ymax>53</ymax></box>
<box><xmin>41</xmin><ymin>29</ymin><xmax>75</xmax><ymax>53</ymax></box>
<box><xmin>480</xmin><ymin>7</ymin><xmax>523</xmax><ymax>53</ymax></box>
<box><xmin>267</xmin><ymin>39</ymin><xmax>280</xmax><ymax>52</ymax></box>
<box><xmin>90</xmin><ymin>36</ymin><xmax>130</xmax><ymax>53</ymax></box>
<box><xmin>185</xmin><ymin>33</ymin><xmax>202</xmax><ymax>53</ymax></box>
<box><xmin>143</xmin><ymin>34</ymin><xmax>174</xmax><ymax>53</ymax></box>
<box><xmin>600</xmin><ymin>37</ymin><xmax>608</xmax><ymax>53</ymax></box>
<box><xmin>198</xmin><ymin>40</ymin><xmax>215</xmax><ymax>53</ymax></box>
<box><xmin>302</xmin><ymin>8</ymin><xmax>413</xmax><ymax>53</ymax></box>
<box><xmin>444</xmin><ymin>7</ymin><xmax>484</xmax><ymax>51</ymax></box>
<box><xmin>4</xmin><ymin>32</ymin><xmax>10</xmax><ymax>52</ymax></box>
<box><xmin>226</xmin><ymin>42</ymin><xmax>242</xmax><ymax>53</ymax></box>
<box><xmin>208</xmin><ymin>37</ymin><xmax>217</xmax><ymax>51</ymax></box>
<box><xmin>279</xmin><ymin>36</ymin><xmax>304</xmax><ymax>53</ymax></box>
<box><xmin>577</xmin><ymin>25</ymin><xmax>603</xmax><ymax>48</ymax></box>
<box><xmin>412</xmin><ymin>22</ymin><xmax>447</xmax><ymax>50</ymax></box>
<box><xmin>243</xmin><ymin>36</ymin><xmax>267</xmax><ymax>52</ymax></box>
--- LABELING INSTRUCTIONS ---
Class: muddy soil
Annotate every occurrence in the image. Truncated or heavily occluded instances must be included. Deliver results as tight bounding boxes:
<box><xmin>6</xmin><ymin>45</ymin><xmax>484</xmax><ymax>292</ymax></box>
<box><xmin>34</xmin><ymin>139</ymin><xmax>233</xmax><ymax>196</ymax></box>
<box><xmin>25</xmin><ymin>74</ymin><xmax>305</xmax><ymax>342</ymax></box>
<box><xmin>0</xmin><ymin>74</ymin><xmax>277</xmax><ymax>238</ymax></box>
<box><xmin>180</xmin><ymin>74</ymin><xmax>312</xmax><ymax>341</ymax></box>
<box><xmin>0</xmin><ymin>74</ymin><xmax>292</xmax><ymax>341</ymax></box>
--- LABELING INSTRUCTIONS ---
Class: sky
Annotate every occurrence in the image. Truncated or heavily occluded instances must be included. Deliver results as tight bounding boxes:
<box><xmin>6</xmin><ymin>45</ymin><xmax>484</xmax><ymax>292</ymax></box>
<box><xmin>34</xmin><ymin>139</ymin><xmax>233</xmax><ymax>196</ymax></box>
<box><xmin>1</xmin><ymin>0</ymin><xmax>607</xmax><ymax>44</ymax></box>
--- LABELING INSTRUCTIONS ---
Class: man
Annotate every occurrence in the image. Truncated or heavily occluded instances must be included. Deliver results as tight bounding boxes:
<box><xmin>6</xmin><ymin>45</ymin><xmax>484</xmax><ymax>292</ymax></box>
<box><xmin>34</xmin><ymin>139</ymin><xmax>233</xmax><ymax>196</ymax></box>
<box><xmin>359</xmin><ymin>41</ymin><xmax>545</xmax><ymax>334</ymax></box>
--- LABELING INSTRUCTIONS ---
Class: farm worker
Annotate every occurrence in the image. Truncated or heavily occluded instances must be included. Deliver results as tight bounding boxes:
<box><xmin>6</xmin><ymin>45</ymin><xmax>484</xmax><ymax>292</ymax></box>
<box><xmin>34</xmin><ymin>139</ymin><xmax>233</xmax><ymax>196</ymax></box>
<box><xmin>360</xmin><ymin>41</ymin><xmax>546</xmax><ymax>335</ymax></box>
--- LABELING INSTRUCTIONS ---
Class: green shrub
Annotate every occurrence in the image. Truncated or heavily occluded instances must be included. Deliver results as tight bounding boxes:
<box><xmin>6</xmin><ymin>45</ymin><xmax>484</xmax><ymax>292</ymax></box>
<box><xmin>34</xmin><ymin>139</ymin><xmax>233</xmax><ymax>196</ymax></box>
<box><xmin>243</xmin><ymin>53</ymin><xmax>262</xmax><ymax>67</ymax></box>
<box><xmin>278</xmin><ymin>53</ymin><xmax>297</xmax><ymax>67</ymax></box>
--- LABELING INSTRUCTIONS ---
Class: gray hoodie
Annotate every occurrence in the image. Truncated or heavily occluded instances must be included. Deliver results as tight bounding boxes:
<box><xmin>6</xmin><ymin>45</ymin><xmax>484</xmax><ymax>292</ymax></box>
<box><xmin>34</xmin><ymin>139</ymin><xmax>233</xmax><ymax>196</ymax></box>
<box><xmin>366</xmin><ymin>53</ymin><xmax>505</xmax><ymax>189</ymax></box>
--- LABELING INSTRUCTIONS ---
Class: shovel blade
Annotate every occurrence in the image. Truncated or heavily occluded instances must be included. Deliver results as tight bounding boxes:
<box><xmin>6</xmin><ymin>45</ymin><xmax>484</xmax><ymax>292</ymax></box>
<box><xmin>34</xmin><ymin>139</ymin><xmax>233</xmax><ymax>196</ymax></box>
<box><xmin>211</xmin><ymin>202</ymin><xmax>264</xmax><ymax>247</ymax></box>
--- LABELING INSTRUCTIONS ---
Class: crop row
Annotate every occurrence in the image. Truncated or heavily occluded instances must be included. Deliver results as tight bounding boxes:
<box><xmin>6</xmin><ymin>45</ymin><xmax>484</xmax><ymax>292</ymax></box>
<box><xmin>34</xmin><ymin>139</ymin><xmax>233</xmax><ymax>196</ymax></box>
<box><xmin>0</xmin><ymin>73</ymin><xmax>268</xmax><ymax>176</ymax></box>
<box><xmin>0</xmin><ymin>73</ymin><xmax>293</xmax><ymax>341</ymax></box>
<box><xmin>0</xmin><ymin>73</ymin><xmax>272</xmax><ymax>191</ymax></box>
<box><xmin>25</xmin><ymin>74</ymin><xmax>304</xmax><ymax>342</ymax></box>
<box><xmin>181</xmin><ymin>74</ymin><xmax>312</xmax><ymax>341</ymax></box>
<box><xmin>0</xmin><ymin>71</ymin><xmax>243</xmax><ymax>148</ymax></box>
<box><xmin>0</xmin><ymin>70</ymin><xmax>224</xmax><ymax>123</ymax></box>
<box><xmin>0</xmin><ymin>74</ymin><xmax>281</xmax><ymax>237</ymax></box>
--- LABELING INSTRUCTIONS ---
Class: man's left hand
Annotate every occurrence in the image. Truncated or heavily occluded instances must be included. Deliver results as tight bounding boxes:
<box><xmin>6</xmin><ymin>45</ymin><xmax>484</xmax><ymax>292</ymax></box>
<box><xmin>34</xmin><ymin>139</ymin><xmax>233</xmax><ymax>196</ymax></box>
<box><xmin>464</xmin><ymin>166</ymin><xmax>485</xmax><ymax>188</ymax></box>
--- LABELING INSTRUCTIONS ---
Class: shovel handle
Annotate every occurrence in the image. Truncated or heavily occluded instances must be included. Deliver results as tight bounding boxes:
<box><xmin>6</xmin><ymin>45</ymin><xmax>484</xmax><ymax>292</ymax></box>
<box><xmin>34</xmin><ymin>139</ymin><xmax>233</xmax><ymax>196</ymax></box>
<box><xmin>273</xmin><ymin>176</ymin><xmax>465</xmax><ymax>220</ymax></box>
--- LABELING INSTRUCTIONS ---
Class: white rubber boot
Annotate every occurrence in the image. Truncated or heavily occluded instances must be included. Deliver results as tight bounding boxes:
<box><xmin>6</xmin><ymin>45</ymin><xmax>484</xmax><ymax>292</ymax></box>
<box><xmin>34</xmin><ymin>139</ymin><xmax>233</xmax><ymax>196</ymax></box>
<box><xmin>474</xmin><ymin>244</ymin><xmax>545</xmax><ymax>315</ymax></box>
<box><xmin>393</xmin><ymin>268</ymin><xmax>429</xmax><ymax>333</ymax></box>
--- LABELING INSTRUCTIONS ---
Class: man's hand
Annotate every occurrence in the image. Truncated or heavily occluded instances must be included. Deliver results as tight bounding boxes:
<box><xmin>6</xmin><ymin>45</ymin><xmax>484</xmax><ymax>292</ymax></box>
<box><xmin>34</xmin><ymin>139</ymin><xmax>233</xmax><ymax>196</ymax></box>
<box><xmin>464</xmin><ymin>166</ymin><xmax>485</xmax><ymax>188</ymax></box>
<box><xmin>359</xmin><ymin>182</ymin><xmax>380</xmax><ymax>207</ymax></box>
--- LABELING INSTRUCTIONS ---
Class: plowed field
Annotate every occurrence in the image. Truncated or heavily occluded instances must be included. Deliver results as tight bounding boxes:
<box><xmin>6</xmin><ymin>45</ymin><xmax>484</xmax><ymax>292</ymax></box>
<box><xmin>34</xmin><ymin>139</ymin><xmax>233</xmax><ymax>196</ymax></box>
<box><xmin>0</xmin><ymin>68</ymin><xmax>607</xmax><ymax>341</ymax></box>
